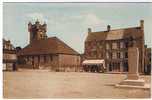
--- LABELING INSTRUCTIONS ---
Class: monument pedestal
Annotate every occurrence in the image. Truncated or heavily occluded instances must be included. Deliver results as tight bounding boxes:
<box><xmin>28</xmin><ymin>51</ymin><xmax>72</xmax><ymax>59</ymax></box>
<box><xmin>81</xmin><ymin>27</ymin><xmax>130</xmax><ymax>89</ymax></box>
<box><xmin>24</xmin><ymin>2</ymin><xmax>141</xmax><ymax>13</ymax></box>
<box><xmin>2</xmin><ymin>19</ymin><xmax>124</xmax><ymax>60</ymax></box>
<box><xmin>115</xmin><ymin>47</ymin><xmax>150</xmax><ymax>89</ymax></box>
<box><xmin>115</xmin><ymin>79</ymin><xmax>149</xmax><ymax>89</ymax></box>
<box><xmin>117</xmin><ymin>79</ymin><xmax>145</xmax><ymax>86</ymax></box>
<box><xmin>127</xmin><ymin>73</ymin><xmax>139</xmax><ymax>80</ymax></box>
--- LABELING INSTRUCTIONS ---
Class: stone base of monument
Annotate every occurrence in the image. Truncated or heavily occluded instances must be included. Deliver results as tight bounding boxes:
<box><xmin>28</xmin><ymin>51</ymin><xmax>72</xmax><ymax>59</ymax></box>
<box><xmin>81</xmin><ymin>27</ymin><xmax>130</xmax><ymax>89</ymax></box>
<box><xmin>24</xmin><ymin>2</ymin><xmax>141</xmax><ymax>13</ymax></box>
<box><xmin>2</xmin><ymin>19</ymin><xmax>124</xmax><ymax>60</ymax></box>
<box><xmin>115</xmin><ymin>47</ymin><xmax>150</xmax><ymax>89</ymax></box>
<box><xmin>115</xmin><ymin>79</ymin><xmax>150</xmax><ymax>89</ymax></box>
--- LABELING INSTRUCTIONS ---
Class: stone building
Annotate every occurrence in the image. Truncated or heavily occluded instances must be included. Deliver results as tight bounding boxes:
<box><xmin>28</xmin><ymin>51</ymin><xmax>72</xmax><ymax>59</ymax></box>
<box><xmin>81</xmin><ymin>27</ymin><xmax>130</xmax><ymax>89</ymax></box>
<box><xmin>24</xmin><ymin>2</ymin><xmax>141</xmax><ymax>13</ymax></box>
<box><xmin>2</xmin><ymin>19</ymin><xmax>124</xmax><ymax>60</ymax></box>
<box><xmin>3</xmin><ymin>39</ymin><xmax>17</xmax><ymax>71</ymax></box>
<box><xmin>17</xmin><ymin>20</ymin><xmax>80</xmax><ymax>71</ymax></box>
<box><xmin>84</xmin><ymin>20</ymin><xmax>145</xmax><ymax>73</ymax></box>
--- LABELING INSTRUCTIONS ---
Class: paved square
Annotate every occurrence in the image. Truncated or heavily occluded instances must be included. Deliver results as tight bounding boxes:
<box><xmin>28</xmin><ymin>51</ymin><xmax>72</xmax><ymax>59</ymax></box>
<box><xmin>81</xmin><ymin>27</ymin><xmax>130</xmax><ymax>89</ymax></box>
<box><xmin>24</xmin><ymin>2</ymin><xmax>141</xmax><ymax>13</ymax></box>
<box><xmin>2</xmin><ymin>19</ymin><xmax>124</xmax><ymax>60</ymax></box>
<box><xmin>3</xmin><ymin>69</ymin><xmax>151</xmax><ymax>99</ymax></box>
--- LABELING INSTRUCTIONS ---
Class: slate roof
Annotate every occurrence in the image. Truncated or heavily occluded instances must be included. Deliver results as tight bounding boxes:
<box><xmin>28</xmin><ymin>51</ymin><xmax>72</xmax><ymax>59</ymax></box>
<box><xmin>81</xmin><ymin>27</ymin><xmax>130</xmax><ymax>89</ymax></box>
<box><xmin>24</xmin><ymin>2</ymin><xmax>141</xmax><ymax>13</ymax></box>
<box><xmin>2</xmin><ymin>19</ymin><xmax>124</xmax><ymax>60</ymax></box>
<box><xmin>18</xmin><ymin>37</ymin><xmax>79</xmax><ymax>56</ymax></box>
<box><xmin>85</xmin><ymin>27</ymin><xmax>143</xmax><ymax>42</ymax></box>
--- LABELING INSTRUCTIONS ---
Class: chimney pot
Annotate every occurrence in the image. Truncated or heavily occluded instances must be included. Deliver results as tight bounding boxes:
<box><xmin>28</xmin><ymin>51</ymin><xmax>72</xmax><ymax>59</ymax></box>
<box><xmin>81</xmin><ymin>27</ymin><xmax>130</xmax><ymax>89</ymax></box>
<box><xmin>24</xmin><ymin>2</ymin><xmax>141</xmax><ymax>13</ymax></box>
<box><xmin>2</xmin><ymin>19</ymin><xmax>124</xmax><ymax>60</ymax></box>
<box><xmin>88</xmin><ymin>28</ymin><xmax>92</xmax><ymax>33</ymax></box>
<box><xmin>140</xmin><ymin>20</ymin><xmax>144</xmax><ymax>30</ymax></box>
<box><xmin>107</xmin><ymin>25</ymin><xmax>111</xmax><ymax>31</ymax></box>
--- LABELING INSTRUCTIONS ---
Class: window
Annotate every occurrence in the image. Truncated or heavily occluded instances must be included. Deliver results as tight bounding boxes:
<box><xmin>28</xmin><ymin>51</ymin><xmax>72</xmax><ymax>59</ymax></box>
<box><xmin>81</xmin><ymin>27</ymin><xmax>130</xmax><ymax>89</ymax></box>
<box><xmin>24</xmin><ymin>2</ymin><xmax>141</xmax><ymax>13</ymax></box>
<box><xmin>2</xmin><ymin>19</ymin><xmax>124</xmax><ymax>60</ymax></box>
<box><xmin>97</xmin><ymin>41</ymin><xmax>103</xmax><ymax>49</ymax></box>
<box><xmin>90</xmin><ymin>52</ymin><xmax>94</xmax><ymax>57</ymax></box>
<box><xmin>106</xmin><ymin>43</ymin><xmax>110</xmax><ymax>50</ymax></box>
<box><xmin>112</xmin><ymin>42</ymin><xmax>117</xmax><ymax>49</ymax></box>
<box><xmin>91</xmin><ymin>48</ymin><xmax>96</xmax><ymax>52</ymax></box>
<box><xmin>125</xmin><ymin>52</ymin><xmax>128</xmax><ymax>58</ymax></box>
<box><xmin>87</xmin><ymin>51</ymin><xmax>91</xmax><ymax>57</ymax></box>
<box><xmin>120</xmin><ymin>62</ymin><xmax>123</xmax><ymax>67</ymax></box>
<box><xmin>32</xmin><ymin>56</ymin><xmax>34</xmax><ymax>65</ymax></box>
<box><xmin>120</xmin><ymin>52</ymin><xmax>124</xmax><ymax>58</ymax></box>
<box><xmin>110</xmin><ymin>53</ymin><xmax>112</xmax><ymax>59</ymax></box>
<box><xmin>100</xmin><ymin>41</ymin><xmax>103</xmax><ymax>45</ymax></box>
<box><xmin>112</xmin><ymin>52</ymin><xmax>117</xmax><ymax>59</ymax></box>
<box><xmin>91</xmin><ymin>45</ymin><xmax>96</xmax><ymax>52</ymax></box>
<box><xmin>106</xmin><ymin>52</ymin><xmax>109</xmax><ymax>59</ymax></box>
<box><xmin>27</xmin><ymin>56</ymin><xmax>29</xmax><ymax>61</ymax></box>
<box><xmin>50</xmin><ymin>55</ymin><xmax>53</xmax><ymax>61</ymax></box>
<box><xmin>107</xmin><ymin>63</ymin><xmax>109</xmax><ymax>68</ymax></box>
<box><xmin>93</xmin><ymin>51</ymin><xmax>97</xmax><ymax>56</ymax></box>
<box><xmin>99</xmin><ymin>45</ymin><xmax>102</xmax><ymax>49</ymax></box>
<box><xmin>38</xmin><ymin>56</ymin><xmax>40</xmax><ymax>63</ymax></box>
<box><xmin>8</xmin><ymin>45</ymin><xmax>10</xmax><ymax>49</ymax></box>
<box><xmin>120</xmin><ymin>42</ymin><xmax>124</xmax><ymax>48</ymax></box>
<box><xmin>44</xmin><ymin>55</ymin><xmax>46</xmax><ymax>63</ymax></box>
<box><xmin>117</xmin><ymin>42</ymin><xmax>120</xmax><ymax>49</ymax></box>
<box><xmin>123</xmin><ymin>62</ymin><xmax>128</xmax><ymax>72</ymax></box>
<box><xmin>97</xmin><ymin>42</ymin><xmax>100</xmax><ymax>46</ymax></box>
<box><xmin>98</xmin><ymin>53</ymin><xmax>102</xmax><ymax>58</ymax></box>
<box><xmin>117</xmin><ymin>52</ymin><xmax>120</xmax><ymax>58</ymax></box>
<box><xmin>125</xmin><ymin>42</ymin><xmax>129</xmax><ymax>48</ymax></box>
<box><xmin>4</xmin><ymin>44</ymin><xmax>6</xmax><ymax>49</ymax></box>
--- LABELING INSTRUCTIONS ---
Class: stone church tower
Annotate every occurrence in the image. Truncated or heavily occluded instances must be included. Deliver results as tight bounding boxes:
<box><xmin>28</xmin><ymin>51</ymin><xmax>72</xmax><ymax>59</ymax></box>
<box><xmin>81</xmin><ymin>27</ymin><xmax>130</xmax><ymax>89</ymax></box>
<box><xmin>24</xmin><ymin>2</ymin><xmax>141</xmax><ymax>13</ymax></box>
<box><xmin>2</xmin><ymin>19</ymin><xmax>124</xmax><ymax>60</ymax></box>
<box><xmin>28</xmin><ymin>20</ymin><xmax>48</xmax><ymax>44</ymax></box>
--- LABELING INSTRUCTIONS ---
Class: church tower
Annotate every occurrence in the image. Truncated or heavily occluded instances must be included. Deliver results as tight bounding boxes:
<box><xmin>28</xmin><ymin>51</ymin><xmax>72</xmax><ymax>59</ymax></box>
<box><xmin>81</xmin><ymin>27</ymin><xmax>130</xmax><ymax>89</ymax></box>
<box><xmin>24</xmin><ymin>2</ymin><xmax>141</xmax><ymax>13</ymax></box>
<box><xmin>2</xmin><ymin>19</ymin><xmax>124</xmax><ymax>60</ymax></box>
<box><xmin>28</xmin><ymin>20</ymin><xmax>48</xmax><ymax>44</ymax></box>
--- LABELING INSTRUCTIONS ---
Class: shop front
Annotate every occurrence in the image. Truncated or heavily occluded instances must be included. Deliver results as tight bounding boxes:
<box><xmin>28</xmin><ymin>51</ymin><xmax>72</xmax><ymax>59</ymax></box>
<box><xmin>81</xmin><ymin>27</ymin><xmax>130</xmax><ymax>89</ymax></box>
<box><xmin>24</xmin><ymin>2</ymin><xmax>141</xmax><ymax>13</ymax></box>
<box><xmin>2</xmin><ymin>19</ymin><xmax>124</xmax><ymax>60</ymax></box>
<box><xmin>82</xmin><ymin>59</ymin><xmax>105</xmax><ymax>73</ymax></box>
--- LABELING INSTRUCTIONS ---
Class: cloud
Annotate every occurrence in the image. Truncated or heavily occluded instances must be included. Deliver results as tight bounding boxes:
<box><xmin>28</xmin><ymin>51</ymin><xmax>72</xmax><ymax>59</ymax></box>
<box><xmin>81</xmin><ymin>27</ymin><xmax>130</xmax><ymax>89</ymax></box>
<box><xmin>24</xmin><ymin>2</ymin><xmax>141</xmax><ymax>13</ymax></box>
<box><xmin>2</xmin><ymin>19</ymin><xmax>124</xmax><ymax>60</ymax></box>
<box><xmin>83</xmin><ymin>13</ymin><xmax>106</xmax><ymax>28</ymax></box>
<box><xmin>26</xmin><ymin>12</ymin><xmax>48</xmax><ymax>23</ymax></box>
<box><xmin>72</xmin><ymin>13</ymin><xmax>108</xmax><ymax>32</ymax></box>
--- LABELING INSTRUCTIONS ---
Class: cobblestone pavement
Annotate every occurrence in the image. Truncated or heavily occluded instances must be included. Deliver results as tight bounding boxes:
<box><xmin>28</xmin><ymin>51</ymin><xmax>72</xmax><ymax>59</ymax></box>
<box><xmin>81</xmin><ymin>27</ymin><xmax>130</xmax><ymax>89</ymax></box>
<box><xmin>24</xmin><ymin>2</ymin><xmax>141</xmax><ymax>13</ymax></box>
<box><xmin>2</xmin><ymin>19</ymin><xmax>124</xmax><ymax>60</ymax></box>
<box><xmin>3</xmin><ymin>69</ymin><xmax>151</xmax><ymax>99</ymax></box>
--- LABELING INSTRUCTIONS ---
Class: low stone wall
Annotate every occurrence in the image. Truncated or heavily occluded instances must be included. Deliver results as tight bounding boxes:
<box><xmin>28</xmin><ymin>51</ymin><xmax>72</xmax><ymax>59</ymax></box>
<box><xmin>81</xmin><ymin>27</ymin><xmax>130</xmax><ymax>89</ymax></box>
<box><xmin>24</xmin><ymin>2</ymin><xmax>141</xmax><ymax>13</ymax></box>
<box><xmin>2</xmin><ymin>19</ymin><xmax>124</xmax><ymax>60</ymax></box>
<box><xmin>17</xmin><ymin>64</ymin><xmax>83</xmax><ymax>72</ymax></box>
<box><xmin>17</xmin><ymin>64</ymin><xmax>34</xmax><ymax>69</ymax></box>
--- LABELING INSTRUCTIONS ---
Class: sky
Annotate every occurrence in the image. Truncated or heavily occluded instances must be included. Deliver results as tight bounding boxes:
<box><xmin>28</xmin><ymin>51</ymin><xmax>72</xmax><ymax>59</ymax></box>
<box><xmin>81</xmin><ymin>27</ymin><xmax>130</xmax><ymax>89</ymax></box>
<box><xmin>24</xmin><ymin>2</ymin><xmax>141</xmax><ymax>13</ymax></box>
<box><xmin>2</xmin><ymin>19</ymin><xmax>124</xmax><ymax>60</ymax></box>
<box><xmin>3</xmin><ymin>3</ymin><xmax>152</xmax><ymax>53</ymax></box>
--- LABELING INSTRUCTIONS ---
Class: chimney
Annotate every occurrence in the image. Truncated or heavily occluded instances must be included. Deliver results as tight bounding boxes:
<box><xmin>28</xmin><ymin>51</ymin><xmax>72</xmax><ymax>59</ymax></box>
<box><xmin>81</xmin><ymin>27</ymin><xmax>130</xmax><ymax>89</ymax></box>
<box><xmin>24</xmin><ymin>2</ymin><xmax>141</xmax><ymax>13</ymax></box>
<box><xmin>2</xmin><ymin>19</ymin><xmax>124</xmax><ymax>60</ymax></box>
<box><xmin>107</xmin><ymin>25</ymin><xmax>111</xmax><ymax>31</ymax></box>
<box><xmin>28</xmin><ymin>21</ymin><xmax>32</xmax><ymax>32</ymax></box>
<box><xmin>88</xmin><ymin>28</ymin><xmax>92</xmax><ymax>33</ymax></box>
<box><xmin>28</xmin><ymin>21</ymin><xmax>32</xmax><ymax>25</ymax></box>
<box><xmin>140</xmin><ymin>20</ymin><xmax>144</xmax><ymax>30</ymax></box>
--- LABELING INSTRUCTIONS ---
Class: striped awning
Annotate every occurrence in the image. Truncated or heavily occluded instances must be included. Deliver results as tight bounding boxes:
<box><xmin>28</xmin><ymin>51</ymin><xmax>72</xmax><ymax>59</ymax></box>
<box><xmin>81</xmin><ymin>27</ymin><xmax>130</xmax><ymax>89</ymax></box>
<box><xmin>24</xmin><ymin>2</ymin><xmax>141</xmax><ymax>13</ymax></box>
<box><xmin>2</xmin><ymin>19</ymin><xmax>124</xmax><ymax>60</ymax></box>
<box><xmin>82</xmin><ymin>59</ymin><xmax>105</xmax><ymax>65</ymax></box>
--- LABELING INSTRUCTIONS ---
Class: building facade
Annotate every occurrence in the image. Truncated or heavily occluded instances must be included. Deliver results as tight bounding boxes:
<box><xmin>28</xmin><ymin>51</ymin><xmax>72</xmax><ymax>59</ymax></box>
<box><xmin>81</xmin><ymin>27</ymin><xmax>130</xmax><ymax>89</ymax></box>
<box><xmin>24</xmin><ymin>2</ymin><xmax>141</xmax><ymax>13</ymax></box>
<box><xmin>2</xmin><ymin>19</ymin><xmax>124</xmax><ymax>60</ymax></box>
<box><xmin>84</xmin><ymin>20</ymin><xmax>145</xmax><ymax>73</ymax></box>
<box><xmin>3</xmin><ymin>39</ymin><xmax>17</xmax><ymax>71</ymax></box>
<box><xmin>18</xmin><ymin>21</ymin><xmax>80</xmax><ymax>71</ymax></box>
<box><xmin>144</xmin><ymin>46</ymin><xmax>151</xmax><ymax>74</ymax></box>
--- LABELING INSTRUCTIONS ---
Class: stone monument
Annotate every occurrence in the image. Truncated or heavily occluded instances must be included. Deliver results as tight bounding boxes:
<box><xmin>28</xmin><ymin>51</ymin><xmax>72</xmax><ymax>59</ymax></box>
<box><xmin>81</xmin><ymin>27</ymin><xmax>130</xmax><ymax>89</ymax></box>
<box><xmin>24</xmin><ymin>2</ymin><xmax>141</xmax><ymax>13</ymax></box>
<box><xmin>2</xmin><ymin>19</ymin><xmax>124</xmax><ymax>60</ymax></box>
<box><xmin>115</xmin><ymin>36</ymin><xmax>150</xmax><ymax>89</ymax></box>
